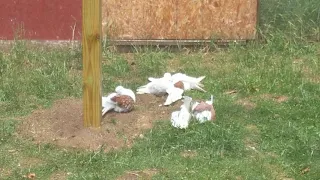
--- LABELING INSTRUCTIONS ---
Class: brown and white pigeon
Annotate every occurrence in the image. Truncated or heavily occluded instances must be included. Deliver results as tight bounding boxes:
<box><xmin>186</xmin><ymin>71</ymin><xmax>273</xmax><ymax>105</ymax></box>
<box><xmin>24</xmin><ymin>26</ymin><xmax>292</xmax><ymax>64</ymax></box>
<box><xmin>137</xmin><ymin>73</ymin><xmax>185</xmax><ymax>105</ymax></box>
<box><xmin>137</xmin><ymin>72</ymin><xmax>206</xmax><ymax>106</ymax></box>
<box><xmin>191</xmin><ymin>95</ymin><xmax>216</xmax><ymax>123</ymax></box>
<box><xmin>102</xmin><ymin>86</ymin><xmax>136</xmax><ymax>116</ymax></box>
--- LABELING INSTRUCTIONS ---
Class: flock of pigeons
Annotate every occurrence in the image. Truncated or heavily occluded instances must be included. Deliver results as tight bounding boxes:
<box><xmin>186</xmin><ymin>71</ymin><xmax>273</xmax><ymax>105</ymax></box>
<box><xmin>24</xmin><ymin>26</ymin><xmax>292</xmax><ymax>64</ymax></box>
<box><xmin>101</xmin><ymin>72</ymin><xmax>216</xmax><ymax>129</ymax></box>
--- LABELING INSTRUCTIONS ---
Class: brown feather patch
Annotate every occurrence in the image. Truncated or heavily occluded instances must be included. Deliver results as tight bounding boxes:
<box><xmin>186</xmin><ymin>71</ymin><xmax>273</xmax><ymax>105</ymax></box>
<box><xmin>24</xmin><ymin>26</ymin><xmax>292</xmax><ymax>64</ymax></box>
<box><xmin>111</xmin><ymin>95</ymin><xmax>134</xmax><ymax>112</ymax></box>
<box><xmin>174</xmin><ymin>81</ymin><xmax>184</xmax><ymax>90</ymax></box>
<box><xmin>193</xmin><ymin>101</ymin><xmax>213</xmax><ymax>112</ymax></box>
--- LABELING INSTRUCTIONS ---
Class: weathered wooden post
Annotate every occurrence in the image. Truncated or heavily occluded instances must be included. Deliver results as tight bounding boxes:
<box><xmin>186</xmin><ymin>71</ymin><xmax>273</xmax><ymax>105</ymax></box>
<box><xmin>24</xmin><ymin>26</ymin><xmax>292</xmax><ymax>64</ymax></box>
<box><xmin>82</xmin><ymin>0</ymin><xmax>102</xmax><ymax>127</ymax></box>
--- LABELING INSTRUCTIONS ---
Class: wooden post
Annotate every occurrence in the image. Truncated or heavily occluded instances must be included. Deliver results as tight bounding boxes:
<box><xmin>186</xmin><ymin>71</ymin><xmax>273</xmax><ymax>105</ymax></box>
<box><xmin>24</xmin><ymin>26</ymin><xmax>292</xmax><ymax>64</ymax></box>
<box><xmin>82</xmin><ymin>0</ymin><xmax>102</xmax><ymax>127</ymax></box>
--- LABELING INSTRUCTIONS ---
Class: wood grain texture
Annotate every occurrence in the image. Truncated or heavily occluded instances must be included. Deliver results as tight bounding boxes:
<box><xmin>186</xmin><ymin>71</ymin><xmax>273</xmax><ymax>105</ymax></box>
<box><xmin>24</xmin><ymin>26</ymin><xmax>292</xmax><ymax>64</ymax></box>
<box><xmin>82</xmin><ymin>0</ymin><xmax>102</xmax><ymax>127</ymax></box>
<box><xmin>102</xmin><ymin>0</ymin><xmax>257</xmax><ymax>40</ymax></box>
<box><xmin>176</xmin><ymin>0</ymin><xmax>203</xmax><ymax>39</ymax></box>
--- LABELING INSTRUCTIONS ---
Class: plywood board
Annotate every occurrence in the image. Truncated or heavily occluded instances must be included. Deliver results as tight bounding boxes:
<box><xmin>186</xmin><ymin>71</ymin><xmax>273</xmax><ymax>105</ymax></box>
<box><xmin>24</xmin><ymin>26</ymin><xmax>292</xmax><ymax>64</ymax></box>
<box><xmin>176</xmin><ymin>0</ymin><xmax>257</xmax><ymax>39</ymax></box>
<box><xmin>103</xmin><ymin>0</ymin><xmax>176</xmax><ymax>39</ymax></box>
<box><xmin>144</xmin><ymin>0</ymin><xmax>177</xmax><ymax>39</ymax></box>
<box><xmin>102</xmin><ymin>0</ymin><xmax>258</xmax><ymax>40</ymax></box>
<box><xmin>176</xmin><ymin>0</ymin><xmax>203</xmax><ymax>39</ymax></box>
<box><xmin>215</xmin><ymin>0</ymin><xmax>257</xmax><ymax>39</ymax></box>
<box><xmin>103</xmin><ymin>0</ymin><xmax>145</xmax><ymax>39</ymax></box>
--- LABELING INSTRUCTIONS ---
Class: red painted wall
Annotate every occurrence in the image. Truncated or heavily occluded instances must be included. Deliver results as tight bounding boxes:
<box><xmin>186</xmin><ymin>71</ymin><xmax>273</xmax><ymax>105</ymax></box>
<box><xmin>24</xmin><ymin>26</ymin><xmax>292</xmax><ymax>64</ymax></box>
<box><xmin>0</xmin><ymin>0</ymin><xmax>82</xmax><ymax>40</ymax></box>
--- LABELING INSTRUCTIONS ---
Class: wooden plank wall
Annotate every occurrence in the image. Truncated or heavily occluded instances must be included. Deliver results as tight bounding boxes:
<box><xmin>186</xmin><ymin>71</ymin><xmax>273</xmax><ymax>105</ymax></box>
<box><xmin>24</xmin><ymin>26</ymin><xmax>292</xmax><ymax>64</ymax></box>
<box><xmin>103</xmin><ymin>0</ymin><xmax>258</xmax><ymax>40</ymax></box>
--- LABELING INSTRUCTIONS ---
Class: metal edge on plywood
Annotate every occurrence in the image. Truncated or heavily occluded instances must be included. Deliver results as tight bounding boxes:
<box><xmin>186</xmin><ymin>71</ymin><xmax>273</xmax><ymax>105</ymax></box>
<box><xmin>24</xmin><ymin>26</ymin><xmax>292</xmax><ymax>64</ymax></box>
<box><xmin>108</xmin><ymin>39</ymin><xmax>248</xmax><ymax>46</ymax></box>
<box><xmin>0</xmin><ymin>39</ymin><xmax>249</xmax><ymax>50</ymax></box>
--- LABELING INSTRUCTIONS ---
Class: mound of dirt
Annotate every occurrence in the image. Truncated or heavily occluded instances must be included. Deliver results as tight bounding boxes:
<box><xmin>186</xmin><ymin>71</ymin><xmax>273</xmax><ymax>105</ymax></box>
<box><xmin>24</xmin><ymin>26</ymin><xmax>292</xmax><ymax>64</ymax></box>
<box><xmin>17</xmin><ymin>94</ymin><xmax>182</xmax><ymax>152</ymax></box>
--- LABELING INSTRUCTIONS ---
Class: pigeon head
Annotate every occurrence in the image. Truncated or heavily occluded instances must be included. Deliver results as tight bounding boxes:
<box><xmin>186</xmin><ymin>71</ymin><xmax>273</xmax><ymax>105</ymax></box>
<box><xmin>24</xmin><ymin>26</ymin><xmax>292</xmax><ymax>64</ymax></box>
<box><xmin>183</xmin><ymin>96</ymin><xmax>192</xmax><ymax>102</ymax></box>
<box><xmin>115</xmin><ymin>85</ymin><xmax>136</xmax><ymax>102</ymax></box>
<box><xmin>115</xmin><ymin>86</ymin><xmax>124</xmax><ymax>93</ymax></box>
<box><xmin>182</xmin><ymin>96</ymin><xmax>193</xmax><ymax>111</ymax></box>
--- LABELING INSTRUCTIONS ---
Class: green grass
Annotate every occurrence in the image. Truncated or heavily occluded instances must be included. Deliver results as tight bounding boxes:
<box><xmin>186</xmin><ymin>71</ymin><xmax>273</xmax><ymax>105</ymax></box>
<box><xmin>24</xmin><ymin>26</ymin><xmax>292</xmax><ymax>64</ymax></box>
<box><xmin>0</xmin><ymin>41</ymin><xmax>82</xmax><ymax>117</ymax></box>
<box><xmin>1</xmin><ymin>0</ymin><xmax>320</xmax><ymax>179</ymax></box>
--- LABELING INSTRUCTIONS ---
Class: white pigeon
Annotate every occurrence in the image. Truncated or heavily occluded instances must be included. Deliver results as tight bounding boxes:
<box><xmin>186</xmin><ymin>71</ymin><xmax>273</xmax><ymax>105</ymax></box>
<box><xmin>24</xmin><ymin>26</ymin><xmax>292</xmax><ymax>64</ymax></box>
<box><xmin>191</xmin><ymin>95</ymin><xmax>216</xmax><ymax>123</ymax></box>
<box><xmin>170</xmin><ymin>96</ymin><xmax>193</xmax><ymax>129</ymax></box>
<box><xmin>102</xmin><ymin>86</ymin><xmax>136</xmax><ymax>116</ymax></box>
<box><xmin>171</xmin><ymin>73</ymin><xmax>206</xmax><ymax>92</ymax></box>
<box><xmin>136</xmin><ymin>73</ymin><xmax>173</xmax><ymax>96</ymax></box>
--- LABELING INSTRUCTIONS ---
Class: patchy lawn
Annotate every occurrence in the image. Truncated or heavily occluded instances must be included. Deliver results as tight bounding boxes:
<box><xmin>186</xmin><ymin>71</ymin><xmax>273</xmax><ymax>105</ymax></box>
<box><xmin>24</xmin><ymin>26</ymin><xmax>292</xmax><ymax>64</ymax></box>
<box><xmin>1</xmin><ymin>0</ymin><xmax>320</xmax><ymax>179</ymax></box>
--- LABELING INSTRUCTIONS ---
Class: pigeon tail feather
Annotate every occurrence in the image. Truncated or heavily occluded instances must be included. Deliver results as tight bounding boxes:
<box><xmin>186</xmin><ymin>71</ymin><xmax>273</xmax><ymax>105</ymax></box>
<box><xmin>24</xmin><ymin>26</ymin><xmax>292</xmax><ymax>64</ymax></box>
<box><xmin>136</xmin><ymin>86</ymin><xmax>149</xmax><ymax>94</ymax></box>
<box><xmin>197</xmin><ymin>76</ymin><xmax>206</xmax><ymax>83</ymax></box>
<box><xmin>193</xmin><ymin>84</ymin><xmax>207</xmax><ymax>92</ymax></box>
<box><xmin>206</xmin><ymin>95</ymin><xmax>214</xmax><ymax>104</ymax></box>
<box><xmin>195</xmin><ymin>76</ymin><xmax>206</xmax><ymax>88</ymax></box>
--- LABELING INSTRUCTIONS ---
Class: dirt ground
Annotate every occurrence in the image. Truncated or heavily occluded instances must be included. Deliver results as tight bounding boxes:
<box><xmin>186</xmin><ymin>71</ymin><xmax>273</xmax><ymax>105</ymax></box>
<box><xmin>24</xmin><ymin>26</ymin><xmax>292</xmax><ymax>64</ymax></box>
<box><xmin>17</xmin><ymin>94</ymin><xmax>182</xmax><ymax>152</ymax></box>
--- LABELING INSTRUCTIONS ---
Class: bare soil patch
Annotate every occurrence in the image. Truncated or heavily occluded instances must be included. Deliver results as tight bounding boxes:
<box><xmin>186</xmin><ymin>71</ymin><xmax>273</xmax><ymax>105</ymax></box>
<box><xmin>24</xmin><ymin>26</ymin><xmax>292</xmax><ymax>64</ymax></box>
<box><xmin>244</xmin><ymin>125</ymin><xmax>260</xmax><ymax>153</ymax></box>
<box><xmin>292</xmin><ymin>58</ymin><xmax>320</xmax><ymax>84</ymax></box>
<box><xmin>259</xmin><ymin>94</ymin><xmax>289</xmax><ymax>103</ymax></box>
<box><xmin>0</xmin><ymin>168</ymin><xmax>12</xmax><ymax>179</ymax></box>
<box><xmin>180</xmin><ymin>150</ymin><xmax>198</xmax><ymax>158</ymax></box>
<box><xmin>49</xmin><ymin>171</ymin><xmax>70</xmax><ymax>180</ymax></box>
<box><xmin>117</xmin><ymin>168</ymin><xmax>161</xmax><ymax>180</ymax></box>
<box><xmin>236</xmin><ymin>99</ymin><xmax>257</xmax><ymax>110</ymax></box>
<box><xmin>234</xmin><ymin>93</ymin><xmax>289</xmax><ymax>110</ymax></box>
<box><xmin>17</xmin><ymin>94</ymin><xmax>182</xmax><ymax>152</ymax></box>
<box><xmin>18</xmin><ymin>157</ymin><xmax>43</xmax><ymax>169</ymax></box>
<box><xmin>245</xmin><ymin>124</ymin><xmax>259</xmax><ymax>134</ymax></box>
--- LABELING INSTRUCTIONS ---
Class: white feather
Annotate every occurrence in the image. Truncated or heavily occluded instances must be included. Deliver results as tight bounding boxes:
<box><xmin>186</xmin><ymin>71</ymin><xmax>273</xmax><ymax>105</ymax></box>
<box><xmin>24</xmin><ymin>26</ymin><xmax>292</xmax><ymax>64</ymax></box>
<box><xmin>193</xmin><ymin>110</ymin><xmax>212</xmax><ymax>123</ymax></box>
<box><xmin>113</xmin><ymin>106</ymin><xmax>128</xmax><ymax>113</ymax></box>
<box><xmin>191</xmin><ymin>101</ymin><xmax>200</xmax><ymax>111</ymax></box>
<box><xmin>136</xmin><ymin>74</ymin><xmax>173</xmax><ymax>96</ymax></box>
<box><xmin>148</xmin><ymin>72</ymin><xmax>171</xmax><ymax>82</ymax></box>
<box><xmin>136</xmin><ymin>82</ymin><xmax>169</xmax><ymax>95</ymax></box>
<box><xmin>171</xmin><ymin>73</ymin><xmax>206</xmax><ymax>92</ymax></box>
<box><xmin>164</xmin><ymin>87</ymin><xmax>184</xmax><ymax>106</ymax></box>
<box><xmin>102</xmin><ymin>93</ymin><xmax>117</xmax><ymax>116</ymax></box>
<box><xmin>206</xmin><ymin>95</ymin><xmax>214</xmax><ymax>105</ymax></box>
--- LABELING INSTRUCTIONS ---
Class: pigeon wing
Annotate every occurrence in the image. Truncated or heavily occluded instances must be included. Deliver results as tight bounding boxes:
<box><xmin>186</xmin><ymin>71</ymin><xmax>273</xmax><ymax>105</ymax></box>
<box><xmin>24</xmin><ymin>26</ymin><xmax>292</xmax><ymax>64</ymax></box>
<box><xmin>111</xmin><ymin>95</ymin><xmax>134</xmax><ymax>113</ymax></box>
<box><xmin>164</xmin><ymin>87</ymin><xmax>184</xmax><ymax>106</ymax></box>
<box><xmin>102</xmin><ymin>93</ymin><xmax>117</xmax><ymax>116</ymax></box>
